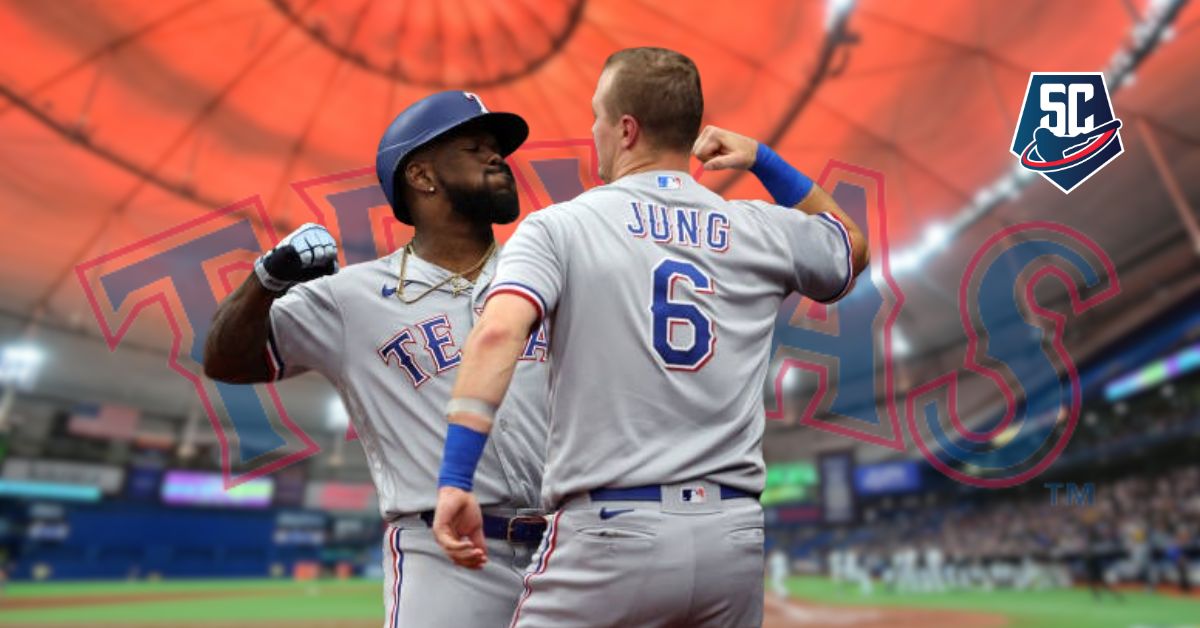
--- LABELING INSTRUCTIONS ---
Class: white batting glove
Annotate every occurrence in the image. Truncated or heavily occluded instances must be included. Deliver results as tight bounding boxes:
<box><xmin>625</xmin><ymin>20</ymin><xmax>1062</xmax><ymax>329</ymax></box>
<box><xmin>254</xmin><ymin>223</ymin><xmax>339</xmax><ymax>293</ymax></box>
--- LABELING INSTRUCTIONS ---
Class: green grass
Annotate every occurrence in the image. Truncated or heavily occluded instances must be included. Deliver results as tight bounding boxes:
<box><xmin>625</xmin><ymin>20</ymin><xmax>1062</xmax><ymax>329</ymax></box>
<box><xmin>3</xmin><ymin>579</ymin><xmax>304</xmax><ymax>598</ymax></box>
<box><xmin>0</xmin><ymin>578</ymin><xmax>381</xmax><ymax>624</ymax></box>
<box><xmin>786</xmin><ymin>576</ymin><xmax>1200</xmax><ymax>628</ymax></box>
<box><xmin>4</xmin><ymin>576</ymin><xmax>1199</xmax><ymax>626</ymax></box>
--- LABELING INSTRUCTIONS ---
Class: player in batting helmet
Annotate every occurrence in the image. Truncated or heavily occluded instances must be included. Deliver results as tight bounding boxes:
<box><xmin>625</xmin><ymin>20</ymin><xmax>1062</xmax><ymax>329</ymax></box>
<box><xmin>207</xmin><ymin>90</ymin><xmax>549</xmax><ymax>626</ymax></box>
<box><xmin>377</xmin><ymin>90</ymin><xmax>529</xmax><ymax>225</ymax></box>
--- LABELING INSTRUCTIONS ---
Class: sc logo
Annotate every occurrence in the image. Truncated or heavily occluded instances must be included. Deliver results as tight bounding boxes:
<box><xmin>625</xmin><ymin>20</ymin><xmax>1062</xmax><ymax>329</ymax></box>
<box><xmin>1011</xmin><ymin>72</ymin><xmax>1124</xmax><ymax>194</ymax></box>
<box><xmin>1039</xmin><ymin>82</ymin><xmax>1100</xmax><ymax>136</ymax></box>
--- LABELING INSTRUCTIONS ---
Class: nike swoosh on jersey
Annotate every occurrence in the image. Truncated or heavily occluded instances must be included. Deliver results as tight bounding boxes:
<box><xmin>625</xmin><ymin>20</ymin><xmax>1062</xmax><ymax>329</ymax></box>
<box><xmin>381</xmin><ymin>284</ymin><xmax>397</xmax><ymax>298</ymax></box>
<box><xmin>598</xmin><ymin>507</ymin><xmax>634</xmax><ymax>520</ymax></box>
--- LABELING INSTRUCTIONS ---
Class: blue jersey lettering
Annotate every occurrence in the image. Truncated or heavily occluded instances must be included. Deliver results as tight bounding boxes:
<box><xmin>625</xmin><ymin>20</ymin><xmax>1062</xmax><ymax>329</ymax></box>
<box><xmin>625</xmin><ymin>203</ymin><xmax>731</xmax><ymax>252</ymax></box>
<box><xmin>417</xmin><ymin>315</ymin><xmax>461</xmax><ymax>373</ymax></box>
<box><xmin>378</xmin><ymin>329</ymin><xmax>432</xmax><ymax>387</ymax></box>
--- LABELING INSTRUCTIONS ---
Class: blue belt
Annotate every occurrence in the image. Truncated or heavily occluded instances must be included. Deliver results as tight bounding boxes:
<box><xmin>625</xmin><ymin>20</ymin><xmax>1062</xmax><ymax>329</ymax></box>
<box><xmin>418</xmin><ymin>511</ymin><xmax>546</xmax><ymax>544</ymax></box>
<box><xmin>589</xmin><ymin>484</ymin><xmax>757</xmax><ymax>502</ymax></box>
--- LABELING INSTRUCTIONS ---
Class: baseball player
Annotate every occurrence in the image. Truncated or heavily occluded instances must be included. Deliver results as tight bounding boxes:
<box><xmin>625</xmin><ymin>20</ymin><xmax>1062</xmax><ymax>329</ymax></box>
<box><xmin>0</xmin><ymin>526</ymin><xmax>10</xmax><ymax>599</ymax></box>
<box><xmin>829</xmin><ymin>548</ymin><xmax>845</xmax><ymax>584</ymax></box>
<box><xmin>204</xmin><ymin>91</ymin><xmax>551</xmax><ymax>627</ymax></box>
<box><xmin>431</xmin><ymin>47</ymin><xmax>869</xmax><ymax>627</ymax></box>
<box><xmin>845</xmin><ymin>546</ymin><xmax>874</xmax><ymax>595</ymax></box>
<box><xmin>769</xmin><ymin>548</ymin><xmax>790</xmax><ymax>598</ymax></box>
<box><xmin>899</xmin><ymin>544</ymin><xmax>919</xmax><ymax>593</ymax></box>
<box><xmin>922</xmin><ymin>543</ymin><xmax>945</xmax><ymax>593</ymax></box>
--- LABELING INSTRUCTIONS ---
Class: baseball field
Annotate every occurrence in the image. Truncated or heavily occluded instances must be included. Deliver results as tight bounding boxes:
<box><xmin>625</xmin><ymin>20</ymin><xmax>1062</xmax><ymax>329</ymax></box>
<box><xmin>767</xmin><ymin>576</ymin><xmax>1200</xmax><ymax>627</ymax></box>
<box><xmin>2</xmin><ymin>577</ymin><xmax>1198</xmax><ymax>627</ymax></box>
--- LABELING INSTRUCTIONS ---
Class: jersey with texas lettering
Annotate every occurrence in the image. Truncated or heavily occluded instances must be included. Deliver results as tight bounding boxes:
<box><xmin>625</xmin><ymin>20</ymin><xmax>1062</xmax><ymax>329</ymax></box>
<box><xmin>491</xmin><ymin>171</ymin><xmax>852</xmax><ymax>508</ymax></box>
<box><xmin>268</xmin><ymin>249</ymin><xmax>548</xmax><ymax>517</ymax></box>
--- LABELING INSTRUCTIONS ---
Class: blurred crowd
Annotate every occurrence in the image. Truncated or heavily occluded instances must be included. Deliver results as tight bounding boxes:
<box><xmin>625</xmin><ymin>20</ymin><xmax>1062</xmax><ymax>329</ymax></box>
<box><xmin>1074</xmin><ymin>379</ymin><xmax>1200</xmax><ymax>450</ymax></box>
<box><xmin>763</xmin><ymin>372</ymin><xmax>1200</xmax><ymax>596</ymax></box>
<box><xmin>809</xmin><ymin>463</ymin><xmax>1200</xmax><ymax>596</ymax></box>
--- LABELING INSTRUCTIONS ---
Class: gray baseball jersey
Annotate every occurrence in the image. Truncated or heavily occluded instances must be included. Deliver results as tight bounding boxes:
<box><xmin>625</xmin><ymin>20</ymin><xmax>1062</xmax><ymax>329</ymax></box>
<box><xmin>491</xmin><ymin>171</ymin><xmax>853</xmax><ymax>508</ymax></box>
<box><xmin>268</xmin><ymin>248</ymin><xmax>549</xmax><ymax>517</ymax></box>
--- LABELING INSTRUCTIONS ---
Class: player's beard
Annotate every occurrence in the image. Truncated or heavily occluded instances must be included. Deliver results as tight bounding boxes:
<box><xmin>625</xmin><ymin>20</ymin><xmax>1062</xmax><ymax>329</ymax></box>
<box><xmin>445</xmin><ymin>166</ymin><xmax>521</xmax><ymax>225</ymax></box>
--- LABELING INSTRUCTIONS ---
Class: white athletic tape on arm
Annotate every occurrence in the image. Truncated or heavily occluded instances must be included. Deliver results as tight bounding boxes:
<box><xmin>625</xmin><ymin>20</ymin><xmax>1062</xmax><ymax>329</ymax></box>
<box><xmin>445</xmin><ymin>397</ymin><xmax>498</xmax><ymax>419</ymax></box>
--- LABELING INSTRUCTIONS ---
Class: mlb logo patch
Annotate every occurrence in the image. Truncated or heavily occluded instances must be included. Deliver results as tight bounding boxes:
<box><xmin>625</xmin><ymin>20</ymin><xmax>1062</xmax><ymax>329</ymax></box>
<box><xmin>656</xmin><ymin>175</ymin><xmax>682</xmax><ymax>190</ymax></box>
<box><xmin>681</xmin><ymin>486</ymin><xmax>707</xmax><ymax>503</ymax></box>
<box><xmin>1010</xmin><ymin>72</ymin><xmax>1123</xmax><ymax>194</ymax></box>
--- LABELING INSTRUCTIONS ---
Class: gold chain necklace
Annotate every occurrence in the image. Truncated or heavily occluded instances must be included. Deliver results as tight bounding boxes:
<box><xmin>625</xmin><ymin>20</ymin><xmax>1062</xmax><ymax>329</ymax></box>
<box><xmin>394</xmin><ymin>241</ymin><xmax>496</xmax><ymax>303</ymax></box>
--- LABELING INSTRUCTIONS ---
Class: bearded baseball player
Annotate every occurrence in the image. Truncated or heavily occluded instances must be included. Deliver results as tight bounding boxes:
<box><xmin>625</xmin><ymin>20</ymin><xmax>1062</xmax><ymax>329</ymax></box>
<box><xmin>204</xmin><ymin>91</ymin><xmax>551</xmax><ymax>627</ymax></box>
<box><xmin>432</xmin><ymin>47</ymin><xmax>869</xmax><ymax>627</ymax></box>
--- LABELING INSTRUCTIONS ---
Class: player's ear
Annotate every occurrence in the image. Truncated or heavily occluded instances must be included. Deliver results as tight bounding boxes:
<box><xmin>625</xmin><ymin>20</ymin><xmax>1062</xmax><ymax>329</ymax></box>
<box><xmin>404</xmin><ymin>158</ymin><xmax>435</xmax><ymax>195</ymax></box>
<box><xmin>620</xmin><ymin>114</ymin><xmax>639</xmax><ymax>150</ymax></box>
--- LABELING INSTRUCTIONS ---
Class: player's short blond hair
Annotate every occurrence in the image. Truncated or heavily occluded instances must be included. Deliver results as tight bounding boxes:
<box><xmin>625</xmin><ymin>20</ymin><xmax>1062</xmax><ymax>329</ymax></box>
<box><xmin>602</xmin><ymin>47</ymin><xmax>703</xmax><ymax>153</ymax></box>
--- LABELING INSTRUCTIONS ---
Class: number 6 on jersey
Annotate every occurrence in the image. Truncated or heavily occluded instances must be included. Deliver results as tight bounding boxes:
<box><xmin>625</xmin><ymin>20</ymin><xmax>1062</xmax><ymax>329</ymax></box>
<box><xmin>650</xmin><ymin>259</ymin><xmax>715</xmax><ymax>370</ymax></box>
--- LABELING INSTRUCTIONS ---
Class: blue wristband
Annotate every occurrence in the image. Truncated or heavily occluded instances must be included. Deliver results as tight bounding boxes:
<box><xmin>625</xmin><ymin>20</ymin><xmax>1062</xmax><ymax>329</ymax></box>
<box><xmin>437</xmin><ymin>424</ymin><xmax>489</xmax><ymax>491</ymax></box>
<box><xmin>749</xmin><ymin>143</ymin><xmax>814</xmax><ymax>207</ymax></box>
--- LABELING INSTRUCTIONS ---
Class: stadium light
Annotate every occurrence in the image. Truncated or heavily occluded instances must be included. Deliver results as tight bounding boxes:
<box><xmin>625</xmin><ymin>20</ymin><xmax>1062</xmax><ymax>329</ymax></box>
<box><xmin>891</xmin><ymin>326</ymin><xmax>912</xmax><ymax>358</ymax></box>
<box><xmin>994</xmin><ymin>176</ymin><xmax>1020</xmax><ymax>201</ymax></box>
<box><xmin>825</xmin><ymin>0</ymin><xmax>855</xmax><ymax>31</ymax></box>
<box><xmin>1012</xmin><ymin>162</ymin><xmax>1037</xmax><ymax>183</ymax></box>
<box><xmin>973</xmin><ymin>187</ymin><xmax>995</xmax><ymax>209</ymax></box>
<box><xmin>0</xmin><ymin>342</ymin><xmax>46</xmax><ymax>391</ymax></box>
<box><xmin>923</xmin><ymin>223</ymin><xmax>950</xmax><ymax>250</ymax></box>
<box><xmin>889</xmin><ymin>249</ymin><xmax>922</xmax><ymax>274</ymax></box>
<box><xmin>325</xmin><ymin>396</ymin><xmax>350</xmax><ymax>468</ymax></box>
<box><xmin>325</xmin><ymin>396</ymin><xmax>350</xmax><ymax>432</ymax></box>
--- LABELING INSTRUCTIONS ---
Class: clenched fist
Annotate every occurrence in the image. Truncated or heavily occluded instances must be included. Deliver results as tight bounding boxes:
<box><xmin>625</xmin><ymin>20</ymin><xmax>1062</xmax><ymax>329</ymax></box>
<box><xmin>691</xmin><ymin>125</ymin><xmax>760</xmax><ymax>171</ymax></box>
<box><xmin>254</xmin><ymin>223</ymin><xmax>339</xmax><ymax>293</ymax></box>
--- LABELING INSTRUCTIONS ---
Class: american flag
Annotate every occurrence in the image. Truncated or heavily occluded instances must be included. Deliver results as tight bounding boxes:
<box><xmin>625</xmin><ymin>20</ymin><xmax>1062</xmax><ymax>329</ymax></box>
<box><xmin>67</xmin><ymin>403</ymin><xmax>140</xmax><ymax>441</ymax></box>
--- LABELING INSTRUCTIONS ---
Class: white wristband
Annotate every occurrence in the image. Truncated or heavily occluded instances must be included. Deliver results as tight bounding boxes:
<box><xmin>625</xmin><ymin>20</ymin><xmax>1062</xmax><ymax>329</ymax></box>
<box><xmin>254</xmin><ymin>255</ymin><xmax>292</xmax><ymax>293</ymax></box>
<box><xmin>446</xmin><ymin>397</ymin><xmax>497</xmax><ymax>419</ymax></box>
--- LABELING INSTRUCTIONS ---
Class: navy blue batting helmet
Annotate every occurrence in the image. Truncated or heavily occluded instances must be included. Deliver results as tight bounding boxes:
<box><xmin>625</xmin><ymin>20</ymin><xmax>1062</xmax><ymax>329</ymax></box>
<box><xmin>376</xmin><ymin>91</ymin><xmax>529</xmax><ymax>224</ymax></box>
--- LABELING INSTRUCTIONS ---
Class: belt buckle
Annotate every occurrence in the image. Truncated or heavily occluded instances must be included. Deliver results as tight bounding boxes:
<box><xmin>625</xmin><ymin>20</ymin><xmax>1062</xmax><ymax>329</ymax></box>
<box><xmin>506</xmin><ymin>515</ymin><xmax>545</xmax><ymax>543</ymax></box>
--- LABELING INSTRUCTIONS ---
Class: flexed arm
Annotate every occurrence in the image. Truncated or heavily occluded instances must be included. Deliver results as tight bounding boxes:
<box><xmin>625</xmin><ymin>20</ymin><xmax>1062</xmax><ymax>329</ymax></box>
<box><xmin>204</xmin><ymin>223</ymin><xmax>338</xmax><ymax>383</ymax></box>
<box><xmin>692</xmin><ymin>125</ymin><xmax>870</xmax><ymax>276</ymax></box>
